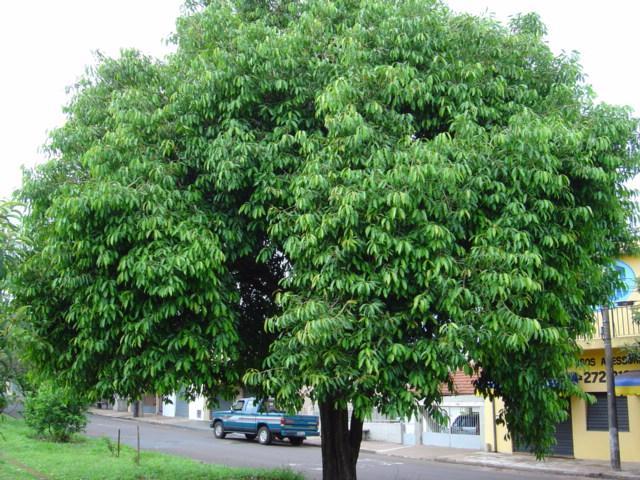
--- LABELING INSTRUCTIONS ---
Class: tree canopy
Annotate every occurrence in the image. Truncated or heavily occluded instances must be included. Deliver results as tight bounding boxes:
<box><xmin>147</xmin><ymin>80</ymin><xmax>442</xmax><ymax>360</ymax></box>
<box><xmin>12</xmin><ymin>0</ymin><xmax>640</xmax><ymax>477</ymax></box>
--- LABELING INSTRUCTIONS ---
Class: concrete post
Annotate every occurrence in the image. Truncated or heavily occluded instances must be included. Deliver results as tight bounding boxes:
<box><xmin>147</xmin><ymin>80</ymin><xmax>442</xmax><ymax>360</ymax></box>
<box><xmin>132</xmin><ymin>400</ymin><xmax>141</xmax><ymax>418</ymax></box>
<box><xmin>602</xmin><ymin>307</ymin><xmax>621</xmax><ymax>470</ymax></box>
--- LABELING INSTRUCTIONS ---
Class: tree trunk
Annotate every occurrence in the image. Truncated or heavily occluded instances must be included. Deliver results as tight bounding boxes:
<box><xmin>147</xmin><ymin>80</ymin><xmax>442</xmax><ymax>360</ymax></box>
<box><xmin>155</xmin><ymin>395</ymin><xmax>162</xmax><ymax>416</ymax></box>
<box><xmin>319</xmin><ymin>399</ymin><xmax>364</xmax><ymax>480</ymax></box>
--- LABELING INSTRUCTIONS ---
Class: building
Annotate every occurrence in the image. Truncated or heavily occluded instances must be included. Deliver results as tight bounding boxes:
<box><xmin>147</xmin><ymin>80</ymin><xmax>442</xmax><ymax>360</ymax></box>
<box><xmin>483</xmin><ymin>256</ymin><xmax>640</xmax><ymax>461</ymax></box>
<box><xmin>397</xmin><ymin>256</ymin><xmax>640</xmax><ymax>461</ymax></box>
<box><xmin>560</xmin><ymin>255</ymin><xmax>639</xmax><ymax>461</ymax></box>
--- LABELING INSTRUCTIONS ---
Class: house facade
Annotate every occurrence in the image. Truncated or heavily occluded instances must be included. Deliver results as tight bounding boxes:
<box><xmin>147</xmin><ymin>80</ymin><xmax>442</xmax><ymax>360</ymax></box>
<box><xmin>561</xmin><ymin>255</ymin><xmax>640</xmax><ymax>461</ymax></box>
<box><xmin>482</xmin><ymin>255</ymin><xmax>640</xmax><ymax>461</ymax></box>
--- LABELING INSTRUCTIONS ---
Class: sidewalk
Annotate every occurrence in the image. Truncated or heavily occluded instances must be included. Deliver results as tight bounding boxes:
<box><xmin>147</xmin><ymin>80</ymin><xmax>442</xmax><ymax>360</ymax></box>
<box><xmin>89</xmin><ymin>407</ymin><xmax>211</xmax><ymax>432</ymax></box>
<box><xmin>89</xmin><ymin>408</ymin><xmax>640</xmax><ymax>479</ymax></box>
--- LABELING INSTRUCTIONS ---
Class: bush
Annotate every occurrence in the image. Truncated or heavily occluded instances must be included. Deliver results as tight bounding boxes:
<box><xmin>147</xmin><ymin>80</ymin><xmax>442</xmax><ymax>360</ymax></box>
<box><xmin>24</xmin><ymin>382</ymin><xmax>87</xmax><ymax>442</ymax></box>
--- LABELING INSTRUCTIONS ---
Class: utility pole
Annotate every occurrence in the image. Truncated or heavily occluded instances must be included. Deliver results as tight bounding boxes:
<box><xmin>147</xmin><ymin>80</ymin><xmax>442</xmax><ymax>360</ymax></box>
<box><xmin>601</xmin><ymin>306</ymin><xmax>621</xmax><ymax>471</ymax></box>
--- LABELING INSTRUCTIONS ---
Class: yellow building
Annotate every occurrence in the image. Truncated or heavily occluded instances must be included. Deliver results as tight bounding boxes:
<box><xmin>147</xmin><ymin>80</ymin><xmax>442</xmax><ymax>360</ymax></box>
<box><xmin>484</xmin><ymin>255</ymin><xmax>640</xmax><ymax>461</ymax></box>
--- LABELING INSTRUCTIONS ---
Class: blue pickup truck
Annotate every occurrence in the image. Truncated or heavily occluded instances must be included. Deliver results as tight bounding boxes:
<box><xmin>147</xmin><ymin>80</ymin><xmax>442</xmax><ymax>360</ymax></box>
<box><xmin>210</xmin><ymin>397</ymin><xmax>319</xmax><ymax>446</ymax></box>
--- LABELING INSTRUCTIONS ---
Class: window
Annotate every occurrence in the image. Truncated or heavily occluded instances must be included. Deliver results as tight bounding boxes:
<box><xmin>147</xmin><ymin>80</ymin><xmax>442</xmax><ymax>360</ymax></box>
<box><xmin>586</xmin><ymin>393</ymin><xmax>629</xmax><ymax>431</ymax></box>
<box><xmin>231</xmin><ymin>400</ymin><xmax>245</xmax><ymax>412</ymax></box>
<box><xmin>244</xmin><ymin>400</ymin><xmax>259</xmax><ymax>414</ymax></box>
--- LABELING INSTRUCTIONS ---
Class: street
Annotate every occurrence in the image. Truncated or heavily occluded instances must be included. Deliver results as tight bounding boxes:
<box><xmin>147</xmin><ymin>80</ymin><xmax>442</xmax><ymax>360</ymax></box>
<box><xmin>86</xmin><ymin>415</ymin><xmax>589</xmax><ymax>480</ymax></box>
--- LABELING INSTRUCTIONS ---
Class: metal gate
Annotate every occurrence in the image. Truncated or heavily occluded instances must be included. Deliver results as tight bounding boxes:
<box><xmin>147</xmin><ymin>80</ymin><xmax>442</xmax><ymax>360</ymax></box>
<box><xmin>142</xmin><ymin>395</ymin><xmax>156</xmax><ymax>414</ymax></box>
<box><xmin>422</xmin><ymin>406</ymin><xmax>483</xmax><ymax>449</ymax></box>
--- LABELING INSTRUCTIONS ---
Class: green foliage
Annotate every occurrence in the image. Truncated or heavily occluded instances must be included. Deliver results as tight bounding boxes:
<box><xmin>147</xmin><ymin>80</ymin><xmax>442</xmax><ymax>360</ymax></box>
<box><xmin>12</xmin><ymin>0</ymin><xmax>640</xmax><ymax>460</ymax></box>
<box><xmin>0</xmin><ymin>200</ymin><xmax>25</xmax><ymax>409</ymax></box>
<box><xmin>14</xmin><ymin>48</ymin><xmax>284</xmax><ymax>401</ymax></box>
<box><xmin>0</xmin><ymin>201</ymin><xmax>21</xmax><ymax>280</ymax></box>
<box><xmin>24</xmin><ymin>382</ymin><xmax>88</xmax><ymax>442</ymax></box>
<box><xmin>233</xmin><ymin>0</ymin><xmax>639</xmax><ymax>457</ymax></box>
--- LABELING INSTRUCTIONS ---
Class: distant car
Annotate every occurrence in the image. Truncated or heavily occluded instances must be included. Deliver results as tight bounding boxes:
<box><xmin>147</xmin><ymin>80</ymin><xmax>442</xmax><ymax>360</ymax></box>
<box><xmin>450</xmin><ymin>412</ymin><xmax>480</xmax><ymax>435</ymax></box>
<box><xmin>210</xmin><ymin>397</ymin><xmax>320</xmax><ymax>446</ymax></box>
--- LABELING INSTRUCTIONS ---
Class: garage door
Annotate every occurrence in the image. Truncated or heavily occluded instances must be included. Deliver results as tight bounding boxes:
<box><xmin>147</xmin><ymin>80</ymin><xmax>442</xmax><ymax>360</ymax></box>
<box><xmin>174</xmin><ymin>394</ymin><xmax>190</xmax><ymax>418</ymax></box>
<box><xmin>552</xmin><ymin>414</ymin><xmax>574</xmax><ymax>457</ymax></box>
<box><xmin>514</xmin><ymin>409</ymin><xmax>573</xmax><ymax>457</ymax></box>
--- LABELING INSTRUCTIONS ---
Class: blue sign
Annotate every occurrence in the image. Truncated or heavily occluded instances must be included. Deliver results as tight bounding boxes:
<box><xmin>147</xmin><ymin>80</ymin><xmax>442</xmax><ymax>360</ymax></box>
<box><xmin>611</xmin><ymin>260</ymin><xmax>636</xmax><ymax>303</ymax></box>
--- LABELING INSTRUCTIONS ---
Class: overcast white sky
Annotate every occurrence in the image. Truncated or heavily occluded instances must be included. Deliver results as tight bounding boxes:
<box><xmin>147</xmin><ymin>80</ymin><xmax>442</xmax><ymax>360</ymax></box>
<box><xmin>0</xmin><ymin>0</ymin><xmax>638</xmax><ymax>200</ymax></box>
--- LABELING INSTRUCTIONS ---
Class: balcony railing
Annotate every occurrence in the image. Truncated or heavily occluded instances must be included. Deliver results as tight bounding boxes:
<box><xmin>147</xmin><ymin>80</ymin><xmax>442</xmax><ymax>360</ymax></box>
<box><xmin>589</xmin><ymin>302</ymin><xmax>640</xmax><ymax>340</ymax></box>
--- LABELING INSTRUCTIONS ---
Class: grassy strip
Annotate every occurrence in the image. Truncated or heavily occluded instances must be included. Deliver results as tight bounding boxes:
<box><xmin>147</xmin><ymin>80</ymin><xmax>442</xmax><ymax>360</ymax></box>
<box><xmin>0</xmin><ymin>415</ymin><xmax>302</xmax><ymax>480</ymax></box>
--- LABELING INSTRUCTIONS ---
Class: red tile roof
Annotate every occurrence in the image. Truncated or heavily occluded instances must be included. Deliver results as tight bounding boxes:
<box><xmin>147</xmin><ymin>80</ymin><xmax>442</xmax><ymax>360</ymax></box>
<box><xmin>442</xmin><ymin>370</ymin><xmax>478</xmax><ymax>396</ymax></box>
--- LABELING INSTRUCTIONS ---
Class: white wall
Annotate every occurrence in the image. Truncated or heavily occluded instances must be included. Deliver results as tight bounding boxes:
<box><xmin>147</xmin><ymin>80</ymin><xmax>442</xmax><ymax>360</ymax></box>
<box><xmin>189</xmin><ymin>394</ymin><xmax>207</xmax><ymax>420</ymax></box>
<box><xmin>163</xmin><ymin>393</ymin><xmax>176</xmax><ymax>417</ymax></box>
<box><xmin>363</xmin><ymin>421</ymin><xmax>403</xmax><ymax>443</ymax></box>
<box><xmin>112</xmin><ymin>396</ymin><xmax>129</xmax><ymax>412</ymax></box>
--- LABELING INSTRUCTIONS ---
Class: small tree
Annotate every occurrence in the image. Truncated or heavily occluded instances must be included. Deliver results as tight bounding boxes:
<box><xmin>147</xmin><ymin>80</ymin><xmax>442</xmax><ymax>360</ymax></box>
<box><xmin>24</xmin><ymin>382</ymin><xmax>88</xmax><ymax>442</ymax></box>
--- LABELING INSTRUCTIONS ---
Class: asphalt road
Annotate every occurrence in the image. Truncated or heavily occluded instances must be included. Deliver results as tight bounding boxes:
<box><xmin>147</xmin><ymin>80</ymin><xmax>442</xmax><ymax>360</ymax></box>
<box><xmin>86</xmin><ymin>415</ymin><xmax>587</xmax><ymax>480</ymax></box>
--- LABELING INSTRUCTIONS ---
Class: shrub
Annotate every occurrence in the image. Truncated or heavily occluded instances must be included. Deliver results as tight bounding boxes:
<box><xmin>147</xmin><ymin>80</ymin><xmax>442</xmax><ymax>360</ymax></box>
<box><xmin>24</xmin><ymin>382</ymin><xmax>87</xmax><ymax>442</ymax></box>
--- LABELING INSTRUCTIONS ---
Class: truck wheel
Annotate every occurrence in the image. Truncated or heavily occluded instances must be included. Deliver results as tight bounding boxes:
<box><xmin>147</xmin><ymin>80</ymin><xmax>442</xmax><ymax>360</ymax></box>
<box><xmin>257</xmin><ymin>426</ymin><xmax>272</xmax><ymax>445</ymax></box>
<box><xmin>245</xmin><ymin>433</ymin><xmax>257</xmax><ymax>441</ymax></box>
<box><xmin>289</xmin><ymin>437</ymin><xmax>304</xmax><ymax>446</ymax></box>
<box><xmin>213</xmin><ymin>421</ymin><xmax>226</xmax><ymax>439</ymax></box>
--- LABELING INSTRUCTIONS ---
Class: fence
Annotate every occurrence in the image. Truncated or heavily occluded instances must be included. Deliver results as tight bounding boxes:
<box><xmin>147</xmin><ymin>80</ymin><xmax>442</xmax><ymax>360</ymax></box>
<box><xmin>591</xmin><ymin>303</ymin><xmax>640</xmax><ymax>340</ymax></box>
<box><xmin>422</xmin><ymin>405</ymin><xmax>483</xmax><ymax>449</ymax></box>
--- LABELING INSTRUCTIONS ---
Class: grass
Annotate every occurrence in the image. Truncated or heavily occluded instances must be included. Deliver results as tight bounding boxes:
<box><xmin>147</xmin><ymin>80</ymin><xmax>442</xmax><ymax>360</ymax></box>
<box><xmin>0</xmin><ymin>415</ymin><xmax>303</xmax><ymax>480</ymax></box>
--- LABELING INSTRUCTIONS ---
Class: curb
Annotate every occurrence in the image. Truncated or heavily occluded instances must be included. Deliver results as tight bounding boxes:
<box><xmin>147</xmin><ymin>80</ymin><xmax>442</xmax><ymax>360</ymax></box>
<box><xmin>304</xmin><ymin>442</ymin><xmax>377</xmax><ymax>453</ymax></box>
<box><xmin>360</xmin><ymin>447</ymin><xmax>379</xmax><ymax>454</ymax></box>
<box><xmin>430</xmin><ymin>457</ymin><xmax>640</xmax><ymax>480</ymax></box>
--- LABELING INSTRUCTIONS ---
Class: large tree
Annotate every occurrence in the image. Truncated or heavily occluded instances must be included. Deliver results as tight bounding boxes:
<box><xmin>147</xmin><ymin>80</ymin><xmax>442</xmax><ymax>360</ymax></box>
<box><xmin>13</xmin><ymin>1</ymin><xmax>639</xmax><ymax>479</ymax></box>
